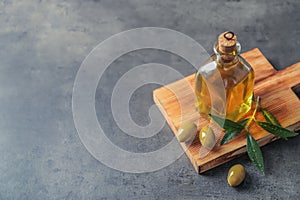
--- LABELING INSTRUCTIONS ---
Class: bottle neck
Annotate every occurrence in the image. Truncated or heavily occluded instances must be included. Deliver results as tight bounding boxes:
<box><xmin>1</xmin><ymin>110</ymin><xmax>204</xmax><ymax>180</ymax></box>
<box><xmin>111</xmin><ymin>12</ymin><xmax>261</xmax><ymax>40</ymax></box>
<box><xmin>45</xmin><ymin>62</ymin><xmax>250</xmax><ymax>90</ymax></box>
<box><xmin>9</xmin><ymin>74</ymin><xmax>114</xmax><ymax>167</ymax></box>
<box><xmin>213</xmin><ymin>41</ymin><xmax>241</xmax><ymax>66</ymax></box>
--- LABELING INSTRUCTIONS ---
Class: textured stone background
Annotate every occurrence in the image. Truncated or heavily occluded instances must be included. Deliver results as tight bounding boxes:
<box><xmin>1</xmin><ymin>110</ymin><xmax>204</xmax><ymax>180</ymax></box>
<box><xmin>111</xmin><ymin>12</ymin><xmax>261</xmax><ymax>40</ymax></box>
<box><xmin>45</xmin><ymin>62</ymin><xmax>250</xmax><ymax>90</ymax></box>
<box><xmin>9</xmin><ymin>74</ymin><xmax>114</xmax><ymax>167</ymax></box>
<box><xmin>0</xmin><ymin>0</ymin><xmax>300</xmax><ymax>199</ymax></box>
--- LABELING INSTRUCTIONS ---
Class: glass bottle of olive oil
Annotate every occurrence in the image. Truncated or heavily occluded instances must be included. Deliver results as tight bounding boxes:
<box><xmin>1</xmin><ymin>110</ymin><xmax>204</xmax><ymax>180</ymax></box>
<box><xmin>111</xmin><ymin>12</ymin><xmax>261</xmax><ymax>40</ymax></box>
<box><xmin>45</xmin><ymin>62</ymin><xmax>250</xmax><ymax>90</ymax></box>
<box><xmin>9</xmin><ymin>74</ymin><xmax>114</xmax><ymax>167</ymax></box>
<box><xmin>195</xmin><ymin>31</ymin><xmax>254</xmax><ymax>121</ymax></box>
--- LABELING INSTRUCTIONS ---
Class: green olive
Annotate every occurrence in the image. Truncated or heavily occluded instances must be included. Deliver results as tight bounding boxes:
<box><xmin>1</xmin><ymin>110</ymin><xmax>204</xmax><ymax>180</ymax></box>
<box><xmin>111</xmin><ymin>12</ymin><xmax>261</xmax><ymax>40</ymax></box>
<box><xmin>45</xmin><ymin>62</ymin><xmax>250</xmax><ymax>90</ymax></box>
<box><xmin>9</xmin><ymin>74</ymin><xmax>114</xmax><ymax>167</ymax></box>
<box><xmin>177</xmin><ymin>121</ymin><xmax>197</xmax><ymax>142</ymax></box>
<box><xmin>199</xmin><ymin>125</ymin><xmax>215</xmax><ymax>149</ymax></box>
<box><xmin>227</xmin><ymin>164</ymin><xmax>246</xmax><ymax>187</ymax></box>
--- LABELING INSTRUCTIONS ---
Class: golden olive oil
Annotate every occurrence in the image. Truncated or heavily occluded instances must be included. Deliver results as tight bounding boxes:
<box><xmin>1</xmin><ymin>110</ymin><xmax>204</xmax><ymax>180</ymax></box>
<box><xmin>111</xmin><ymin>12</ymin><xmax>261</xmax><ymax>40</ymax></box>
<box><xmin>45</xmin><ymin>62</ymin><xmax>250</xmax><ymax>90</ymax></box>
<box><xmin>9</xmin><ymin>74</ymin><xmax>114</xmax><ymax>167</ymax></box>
<box><xmin>195</xmin><ymin>32</ymin><xmax>255</xmax><ymax>121</ymax></box>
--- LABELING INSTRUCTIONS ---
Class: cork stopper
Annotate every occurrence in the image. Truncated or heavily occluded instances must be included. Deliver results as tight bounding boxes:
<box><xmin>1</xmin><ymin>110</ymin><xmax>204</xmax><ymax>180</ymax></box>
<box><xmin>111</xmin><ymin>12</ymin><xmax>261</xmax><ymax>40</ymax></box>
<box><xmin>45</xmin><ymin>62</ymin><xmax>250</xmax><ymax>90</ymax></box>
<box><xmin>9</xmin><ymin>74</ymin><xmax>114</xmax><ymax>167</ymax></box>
<box><xmin>218</xmin><ymin>31</ymin><xmax>237</xmax><ymax>54</ymax></box>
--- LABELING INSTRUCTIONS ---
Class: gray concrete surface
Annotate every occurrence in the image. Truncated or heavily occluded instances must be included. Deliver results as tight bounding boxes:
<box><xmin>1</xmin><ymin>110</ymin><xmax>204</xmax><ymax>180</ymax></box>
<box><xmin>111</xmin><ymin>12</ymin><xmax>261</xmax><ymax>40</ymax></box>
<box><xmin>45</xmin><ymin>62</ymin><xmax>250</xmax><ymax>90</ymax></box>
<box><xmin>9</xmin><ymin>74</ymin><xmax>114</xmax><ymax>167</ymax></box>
<box><xmin>0</xmin><ymin>0</ymin><xmax>300</xmax><ymax>199</ymax></box>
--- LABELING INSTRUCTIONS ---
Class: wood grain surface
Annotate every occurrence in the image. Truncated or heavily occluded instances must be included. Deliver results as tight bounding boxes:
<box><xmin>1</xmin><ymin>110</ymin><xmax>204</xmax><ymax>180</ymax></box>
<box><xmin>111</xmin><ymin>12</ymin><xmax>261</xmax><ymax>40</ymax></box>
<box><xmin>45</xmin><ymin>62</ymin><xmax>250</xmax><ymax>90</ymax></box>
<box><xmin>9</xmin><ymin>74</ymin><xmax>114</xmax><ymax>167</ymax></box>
<box><xmin>153</xmin><ymin>48</ymin><xmax>300</xmax><ymax>173</ymax></box>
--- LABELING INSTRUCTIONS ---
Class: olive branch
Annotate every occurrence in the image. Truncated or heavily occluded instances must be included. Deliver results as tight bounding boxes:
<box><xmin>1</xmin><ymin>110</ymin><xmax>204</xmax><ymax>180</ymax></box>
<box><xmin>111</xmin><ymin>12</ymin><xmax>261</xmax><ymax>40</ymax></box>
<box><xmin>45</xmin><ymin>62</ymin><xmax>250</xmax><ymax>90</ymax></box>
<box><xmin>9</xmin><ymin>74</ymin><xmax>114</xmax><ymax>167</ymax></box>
<box><xmin>210</xmin><ymin>96</ymin><xmax>298</xmax><ymax>173</ymax></box>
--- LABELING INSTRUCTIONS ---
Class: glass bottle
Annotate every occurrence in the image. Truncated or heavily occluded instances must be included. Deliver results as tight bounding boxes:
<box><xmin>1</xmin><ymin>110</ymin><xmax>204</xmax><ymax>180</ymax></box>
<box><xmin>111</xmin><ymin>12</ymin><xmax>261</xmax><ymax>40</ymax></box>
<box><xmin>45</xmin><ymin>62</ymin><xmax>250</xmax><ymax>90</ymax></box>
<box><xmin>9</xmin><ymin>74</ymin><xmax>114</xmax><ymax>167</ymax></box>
<box><xmin>195</xmin><ymin>31</ymin><xmax>255</xmax><ymax>122</ymax></box>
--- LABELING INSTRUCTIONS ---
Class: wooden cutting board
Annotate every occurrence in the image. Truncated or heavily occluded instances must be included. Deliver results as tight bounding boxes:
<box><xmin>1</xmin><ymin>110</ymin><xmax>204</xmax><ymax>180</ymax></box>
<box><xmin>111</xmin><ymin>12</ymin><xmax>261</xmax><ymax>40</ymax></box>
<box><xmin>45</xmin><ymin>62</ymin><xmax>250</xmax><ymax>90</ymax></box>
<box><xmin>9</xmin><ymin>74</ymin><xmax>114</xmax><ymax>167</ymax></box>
<box><xmin>153</xmin><ymin>48</ymin><xmax>300</xmax><ymax>173</ymax></box>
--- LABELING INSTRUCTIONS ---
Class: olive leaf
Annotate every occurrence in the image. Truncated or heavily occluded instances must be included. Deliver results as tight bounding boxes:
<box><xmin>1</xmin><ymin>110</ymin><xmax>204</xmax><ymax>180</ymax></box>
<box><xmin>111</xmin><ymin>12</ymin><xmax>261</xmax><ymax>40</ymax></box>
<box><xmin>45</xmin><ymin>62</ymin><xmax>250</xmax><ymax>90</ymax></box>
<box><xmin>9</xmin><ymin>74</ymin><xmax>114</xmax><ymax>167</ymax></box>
<box><xmin>256</xmin><ymin>121</ymin><xmax>298</xmax><ymax>140</ymax></box>
<box><xmin>209</xmin><ymin>114</ymin><xmax>244</xmax><ymax>130</ymax></box>
<box><xmin>221</xmin><ymin>128</ymin><xmax>243</xmax><ymax>145</ymax></box>
<box><xmin>260</xmin><ymin>108</ymin><xmax>281</xmax><ymax>127</ymax></box>
<box><xmin>209</xmin><ymin>97</ymin><xmax>298</xmax><ymax>174</ymax></box>
<box><xmin>246</xmin><ymin>133</ymin><xmax>264</xmax><ymax>173</ymax></box>
<box><xmin>220</xmin><ymin>118</ymin><xmax>249</xmax><ymax>145</ymax></box>
<box><xmin>252</xmin><ymin>95</ymin><xmax>256</xmax><ymax>102</ymax></box>
<box><xmin>237</xmin><ymin>118</ymin><xmax>249</xmax><ymax>126</ymax></box>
